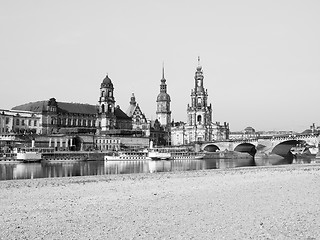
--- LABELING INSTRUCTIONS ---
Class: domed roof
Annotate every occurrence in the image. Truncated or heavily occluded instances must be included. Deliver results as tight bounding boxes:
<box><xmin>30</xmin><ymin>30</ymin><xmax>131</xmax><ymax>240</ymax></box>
<box><xmin>101</xmin><ymin>74</ymin><xmax>113</xmax><ymax>88</ymax></box>
<box><xmin>157</xmin><ymin>92</ymin><xmax>171</xmax><ymax>102</ymax></box>
<box><xmin>244</xmin><ymin>126</ymin><xmax>255</xmax><ymax>133</ymax></box>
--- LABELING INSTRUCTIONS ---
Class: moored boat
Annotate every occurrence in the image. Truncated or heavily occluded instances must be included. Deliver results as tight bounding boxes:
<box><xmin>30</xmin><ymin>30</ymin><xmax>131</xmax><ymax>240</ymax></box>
<box><xmin>42</xmin><ymin>151</ymin><xmax>88</xmax><ymax>163</ymax></box>
<box><xmin>0</xmin><ymin>153</ymin><xmax>21</xmax><ymax>163</ymax></box>
<box><xmin>15</xmin><ymin>148</ymin><xmax>42</xmax><ymax>163</ymax></box>
<box><xmin>170</xmin><ymin>151</ymin><xmax>205</xmax><ymax>160</ymax></box>
<box><xmin>104</xmin><ymin>151</ymin><xmax>149</xmax><ymax>161</ymax></box>
<box><xmin>148</xmin><ymin>149</ymin><xmax>171</xmax><ymax>160</ymax></box>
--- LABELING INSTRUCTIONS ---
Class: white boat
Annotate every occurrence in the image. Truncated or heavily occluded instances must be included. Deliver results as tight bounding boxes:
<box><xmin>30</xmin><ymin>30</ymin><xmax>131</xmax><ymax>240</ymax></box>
<box><xmin>149</xmin><ymin>145</ymin><xmax>206</xmax><ymax>160</ymax></box>
<box><xmin>14</xmin><ymin>148</ymin><xmax>42</xmax><ymax>163</ymax></box>
<box><xmin>171</xmin><ymin>151</ymin><xmax>205</xmax><ymax>160</ymax></box>
<box><xmin>104</xmin><ymin>151</ymin><xmax>149</xmax><ymax>161</ymax></box>
<box><xmin>148</xmin><ymin>149</ymin><xmax>171</xmax><ymax>160</ymax></box>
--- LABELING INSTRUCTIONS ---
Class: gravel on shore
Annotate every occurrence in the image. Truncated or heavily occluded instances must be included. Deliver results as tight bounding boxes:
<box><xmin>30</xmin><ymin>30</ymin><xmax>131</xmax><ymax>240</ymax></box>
<box><xmin>0</xmin><ymin>164</ymin><xmax>320</xmax><ymax>239</ymax></box>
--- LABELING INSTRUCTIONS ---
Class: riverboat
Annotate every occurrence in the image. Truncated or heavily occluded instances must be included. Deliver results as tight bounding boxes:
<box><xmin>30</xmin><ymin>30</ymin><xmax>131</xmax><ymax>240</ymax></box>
<box><xmin>42</xmin><ymin>151</ymin><xmax>89</xmax><ymax>163</ymax></box>
<box><xmin>171</xmin><ymin>152</ymin><xmax>205</xmax><ymax>160</ymax></box>
<box><xmin>0</xmin><ymin>153</ymin><xmax>21</xmax><ymax>163</ymax></box>
<box><xmin>12</xmin><ymin>148</ymin><xmax>42</xmax><ymax>163</ymax></box>
<box><xmin>104</xmin><ymin>151</ymin><xmax>149</xmax><ymax>161</ymax></box>
<box><xmin>148</xmin><ymin>148</ymin><xmax>171</xmax><ymax>160</ymax></box>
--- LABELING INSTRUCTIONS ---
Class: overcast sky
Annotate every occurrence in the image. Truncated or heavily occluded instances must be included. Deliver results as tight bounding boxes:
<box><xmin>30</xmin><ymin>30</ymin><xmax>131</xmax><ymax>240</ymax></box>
<box><xmin>1</xmin><ymin>0</ymin><xmax>319</xmax><ymax>132</ymax></box>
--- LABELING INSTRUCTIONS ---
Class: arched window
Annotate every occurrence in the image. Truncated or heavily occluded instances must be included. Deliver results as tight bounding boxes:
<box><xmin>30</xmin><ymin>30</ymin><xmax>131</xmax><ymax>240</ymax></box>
<box><xmin>197</xmin><ymin>115</ymin><xmax>202</xmax><ymax>124</ymax></box>
<box><xmin>101</xmin><ymin>104</ymin><xmax>105</xmax><ymax>113</ymax></box>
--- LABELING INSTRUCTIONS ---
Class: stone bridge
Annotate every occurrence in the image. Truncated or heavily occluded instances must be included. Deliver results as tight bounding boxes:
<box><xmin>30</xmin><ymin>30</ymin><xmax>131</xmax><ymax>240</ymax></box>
<box><xmin>200</xmin><ymin>134</ymin><xmax>320</xmax><ymax>157</ymax></box>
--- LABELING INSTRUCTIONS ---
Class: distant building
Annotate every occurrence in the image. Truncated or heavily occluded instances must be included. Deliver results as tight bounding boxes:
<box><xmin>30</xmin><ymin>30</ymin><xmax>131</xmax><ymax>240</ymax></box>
<box><xmin>126</xmin><ymin>93</ymin><xmax>150</xmax><ymax>137</ymax></box>
<box><xmin>155</xmin><ymin>65</ymin><xmax>171</xmax><ymax>146</ymax></box>
<box><xmin>0</xmin><ymin>109</ymin><xmax>41</xmax><ymax>134</ymax></box>
<box><xmin>98</xmin><ymin>75</ymin><xmax>132</xmax><ymax>133</ymax></box>
<box><xmin>171</xmin><ymin>58</ymin><xmax>229</xmax><ymax>146</ymax></box>
<box><xmin>229</xmin><ymin>126</ymin><xmax>260</xmax><ymax>140</ymax></box>
<box><xmin>4</xmin><ymin>74</ymin><xmax>149</xmax><ymax>151</ymax></box>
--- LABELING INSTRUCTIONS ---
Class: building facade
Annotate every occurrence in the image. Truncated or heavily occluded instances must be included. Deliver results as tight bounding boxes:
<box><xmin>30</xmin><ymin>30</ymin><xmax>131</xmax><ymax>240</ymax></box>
<box><xmin>0</xmin><ymin>109</ymin><xmax>42</xmax><ymax>134</ymax></box>
<box><xmin>171</xmin><ymin>58</ymin><xmax>229</xmax><ymax>146</ymax></box>
<box><xmin>1</xmin><ymin>74</ymin><xmax>150</xmax><ymax>151</ymax></box>
<box><xmin>11</xmin><ymin>75</ymin><xmax>132</xmax><ymax>136</ymax></box>
<box><xmin>126</xmin><ymin>93</ymin><xmax>150</xmax><ymax>136</ymax></box>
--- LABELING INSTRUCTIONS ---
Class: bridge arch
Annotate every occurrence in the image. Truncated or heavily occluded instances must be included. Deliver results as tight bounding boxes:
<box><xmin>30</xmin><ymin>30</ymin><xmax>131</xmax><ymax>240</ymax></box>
<box><xmin>203</xmin><ymin>144</ymin><xmax>220</xmax><ymax>152</ymax></box>
<box><xmin>271</xmin><ymin>139</ymin><xmax>305</xmax><ymax>159</ymax></box>
<box><xmin>234</xmin><ymin>143</ymin><xmax>257</xmax><ymax>156</ymax></box>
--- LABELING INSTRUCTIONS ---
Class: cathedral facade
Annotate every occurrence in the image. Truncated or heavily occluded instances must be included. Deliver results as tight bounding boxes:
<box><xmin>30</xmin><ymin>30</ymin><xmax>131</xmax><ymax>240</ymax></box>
<box><xmin>171</xmin><ymin>58</ymin><xmax>229</xmax><ymax>146</ymax></box>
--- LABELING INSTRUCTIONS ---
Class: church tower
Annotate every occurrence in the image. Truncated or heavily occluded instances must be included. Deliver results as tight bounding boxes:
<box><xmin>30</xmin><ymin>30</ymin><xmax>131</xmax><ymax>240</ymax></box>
<box><xmin>156</xmin><ymin>64</ymin><xmax>171</xmax><ymax>129</ymax></box>
<box><xmin>187</xmin><ymin>57</ymin><xmax>212</xmax><ymax>135</ymax></box>
<box><xmin>99</xmin><ymin>74</ymin><xmax>116</xmax><ymax>131</ymax></box>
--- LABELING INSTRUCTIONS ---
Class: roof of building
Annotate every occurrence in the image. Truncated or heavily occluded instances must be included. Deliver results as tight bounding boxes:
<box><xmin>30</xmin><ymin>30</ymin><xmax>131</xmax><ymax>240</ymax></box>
<box><xmin>157</xmin><ymin>92</ymin><xmax>171</xmax><ymax>102</ymax></box>
<box><xmin>101</xmin><ymin>75</ymin><xmax>113</xmax><ymax>88</ymax></box>
<box><xmin>115</xmin><ymin>107</ymin><xmax>131</xmax><ymax>120</ymax></box>
<box><xmin>126</xmin><ymin>104</ymin><xmax>135</xmax><ymax>117</ymax></box>
<box><xmin>12</xmin><ymin>100</ymin><xmax>130</xmax><ymax>119</ymax></box>
<box><xmin>12</xmin><ymin>101</ymin><xmax>48</xmax><ymax>113</ymax></box>
<box><xmin>57</xmin><ymin>102</ymin><xmax>97</xmax><ymax>115</ymax></box>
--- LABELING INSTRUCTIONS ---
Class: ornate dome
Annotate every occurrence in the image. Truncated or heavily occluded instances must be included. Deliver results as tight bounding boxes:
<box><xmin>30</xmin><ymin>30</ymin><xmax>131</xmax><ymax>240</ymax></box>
<box><xmin>157</xmin><ymin>92</ymin><xmax>171</xmax><ymax>102</ymax></box>
<box><xmin>101</xmin><ymin>74</ymin><xmax>113</xmax><ymax>88</ymax></box>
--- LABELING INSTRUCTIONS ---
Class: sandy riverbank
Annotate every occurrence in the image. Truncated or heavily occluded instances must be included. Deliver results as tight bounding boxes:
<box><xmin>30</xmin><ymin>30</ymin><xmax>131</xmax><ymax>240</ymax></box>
<box><xmin>1</xmin><ymin>165</ymin><xmax>320</xmax><ymax>239</ymax></box>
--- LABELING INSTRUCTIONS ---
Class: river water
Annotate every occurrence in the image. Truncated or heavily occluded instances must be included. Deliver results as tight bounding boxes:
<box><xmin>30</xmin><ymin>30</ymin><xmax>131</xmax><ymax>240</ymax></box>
<box><xmin>0</xmin><ymin>158</ymin><xmax>247</xmax><ymax>181</ymax></box>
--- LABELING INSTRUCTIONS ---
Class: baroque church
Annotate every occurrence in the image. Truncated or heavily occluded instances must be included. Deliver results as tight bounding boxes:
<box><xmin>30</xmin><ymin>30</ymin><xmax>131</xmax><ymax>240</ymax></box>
<box><xmin>171</xmin><ymin>58</ymin><xmax>229</xmax><ymax>145</ymax></box>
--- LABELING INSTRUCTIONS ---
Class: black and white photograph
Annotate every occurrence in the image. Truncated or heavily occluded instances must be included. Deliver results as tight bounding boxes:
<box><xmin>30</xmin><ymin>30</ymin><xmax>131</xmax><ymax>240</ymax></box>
<box><xmin>1</xmin><ymin>0</ymin><xmax>320</xmax><ymax>239</ymax></box>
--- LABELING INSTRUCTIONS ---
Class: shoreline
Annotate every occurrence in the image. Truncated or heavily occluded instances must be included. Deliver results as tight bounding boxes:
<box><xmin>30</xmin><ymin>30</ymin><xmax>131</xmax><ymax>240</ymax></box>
<box><xmin>1</xmin><ymin>164</ymin><xmax>320</xmax><ymax>239</ymax></box>
<box><xmin>1</xmin><ymin>163</ymin><xmax>319</xmax><ymax>186</ymax></box>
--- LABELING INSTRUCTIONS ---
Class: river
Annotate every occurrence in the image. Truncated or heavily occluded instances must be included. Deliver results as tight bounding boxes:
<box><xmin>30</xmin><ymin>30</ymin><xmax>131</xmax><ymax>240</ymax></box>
<box><xmin>0</xmin><ymin>158</ymin><xmax>250</xmax><ymax>181</ymax></box>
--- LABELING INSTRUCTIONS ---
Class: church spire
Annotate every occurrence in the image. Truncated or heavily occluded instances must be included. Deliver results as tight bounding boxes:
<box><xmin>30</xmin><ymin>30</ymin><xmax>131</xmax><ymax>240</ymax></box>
<box><xmin>161</xmin><ymin>61</ymin><xmax>165</xmax><ymax>80</ymax></box>
<box><xmin>160</xmin><ymin>62</ymin><xmax>167</xmax><ymax>93</ymax></box>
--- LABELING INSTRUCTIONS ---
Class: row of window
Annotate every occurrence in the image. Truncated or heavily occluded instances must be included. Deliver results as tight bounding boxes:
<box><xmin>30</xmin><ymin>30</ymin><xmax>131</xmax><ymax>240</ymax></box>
<box><xmin>14</xmin><ymin>119</ymin><xmax>37</xmax><ymax>127</ymax></box>
<box><xmin>99</xmin><ymin>145</ymin><xmax>119</xmax><ymax>151</ymax></box>
<box><xmin>56</xmin><ymin>118</ymin><xmax>96</xmax><ymax>127</ymax></box>
<box><xmin>96</xmin><ymin>139</ymin><xmax>120</xmax><ymax>144</ymax></box>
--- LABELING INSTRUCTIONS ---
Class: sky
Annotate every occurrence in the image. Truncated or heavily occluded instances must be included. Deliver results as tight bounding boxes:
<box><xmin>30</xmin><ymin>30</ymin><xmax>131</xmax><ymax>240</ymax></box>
<box><xmin>1</xmin><ymin>0</ymin><xmax>319</xmax><ymax>133</ymax></box>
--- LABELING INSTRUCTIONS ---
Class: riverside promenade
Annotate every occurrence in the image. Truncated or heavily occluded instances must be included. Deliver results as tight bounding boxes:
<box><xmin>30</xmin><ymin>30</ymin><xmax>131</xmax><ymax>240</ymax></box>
<box><xmin>0</xmin><ymin>165</ymin><xmax>320</xmax><ymax>239</ymax></box>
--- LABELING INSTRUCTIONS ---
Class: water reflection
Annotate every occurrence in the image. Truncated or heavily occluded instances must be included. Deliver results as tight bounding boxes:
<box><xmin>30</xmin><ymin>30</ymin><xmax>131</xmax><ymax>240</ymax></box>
<box><xmin>0</xmin><ymin>155</ymin><xmax>293</xmax><ymax>181</ymax></box>
<box><xmin>1</xmin><ymin>159</ymin><xmax>219</xmax><ymax>180</ymax></box>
